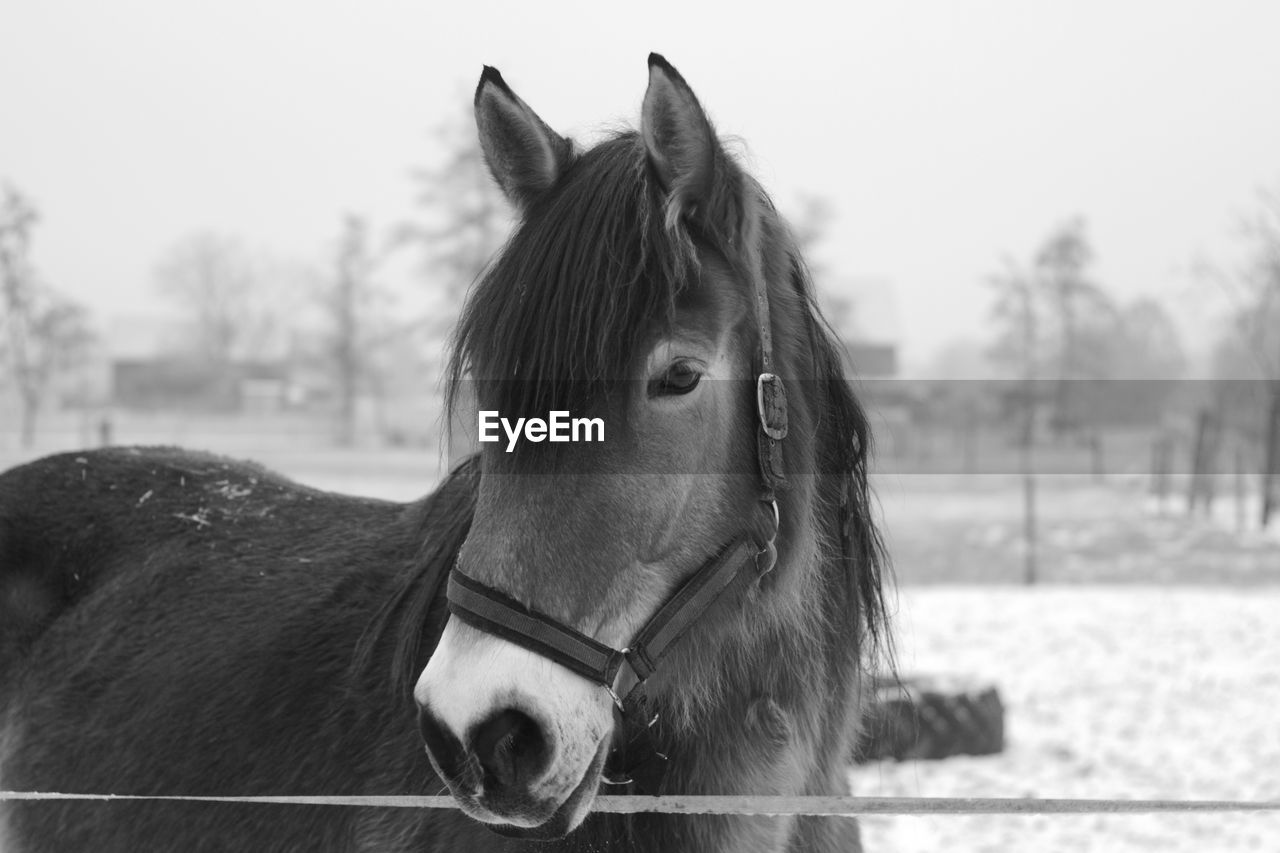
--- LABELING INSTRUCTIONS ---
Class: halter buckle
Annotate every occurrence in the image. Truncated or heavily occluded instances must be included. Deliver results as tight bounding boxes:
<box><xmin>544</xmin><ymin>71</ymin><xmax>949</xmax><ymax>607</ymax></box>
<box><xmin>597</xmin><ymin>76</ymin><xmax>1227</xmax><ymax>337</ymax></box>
<box><xmin>756</xmin><ymin>373</ymin><xmax>788</xmax><ymax>441</ymax></box>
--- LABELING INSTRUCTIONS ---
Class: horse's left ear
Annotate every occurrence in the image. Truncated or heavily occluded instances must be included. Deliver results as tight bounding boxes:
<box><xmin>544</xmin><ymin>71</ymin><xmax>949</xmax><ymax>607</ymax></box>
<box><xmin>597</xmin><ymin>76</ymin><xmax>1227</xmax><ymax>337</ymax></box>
<box><xmin>474</xmin><ymin>66</ymin><xmax>573</xmax><ymax>209</ymax></box>
<box><xmin>641</xmin><ymin>53</ymin><xmax>718</xmax><ymax>219</ymax></box>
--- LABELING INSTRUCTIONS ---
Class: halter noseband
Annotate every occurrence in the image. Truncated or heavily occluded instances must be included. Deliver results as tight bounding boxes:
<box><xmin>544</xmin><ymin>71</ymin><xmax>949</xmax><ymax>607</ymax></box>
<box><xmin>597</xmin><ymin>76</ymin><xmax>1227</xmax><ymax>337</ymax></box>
<box><xmin>447</xmin><ymin>498</ymin><xmax>778</xmax><ymax>706</ymax></box>
<box><xmin>445</xmin><ymin>266</ymin><xmax>788</xmax><ymax>707</ymax></box>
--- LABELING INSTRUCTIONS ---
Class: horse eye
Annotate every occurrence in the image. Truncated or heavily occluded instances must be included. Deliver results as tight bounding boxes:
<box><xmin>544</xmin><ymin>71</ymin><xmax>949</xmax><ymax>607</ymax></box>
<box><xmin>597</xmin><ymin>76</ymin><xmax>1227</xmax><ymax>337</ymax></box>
<box><xmin>650</xmin><ymin>362</ymin><xmax>703</xmax><ymax>397</ymax></box>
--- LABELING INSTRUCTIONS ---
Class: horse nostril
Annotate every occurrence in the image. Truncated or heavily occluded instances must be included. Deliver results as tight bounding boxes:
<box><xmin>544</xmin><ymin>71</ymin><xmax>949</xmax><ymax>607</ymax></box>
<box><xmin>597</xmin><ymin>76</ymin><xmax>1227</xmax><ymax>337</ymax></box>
<box><xmin>470</xmin><ymin>708</ymin><xmax>551</xmax><ymax>790</ymax></box>
<box><xmin>418</xmin><ymin>705</ymin><xmax>469</xmax><ymax>786</ymax></box>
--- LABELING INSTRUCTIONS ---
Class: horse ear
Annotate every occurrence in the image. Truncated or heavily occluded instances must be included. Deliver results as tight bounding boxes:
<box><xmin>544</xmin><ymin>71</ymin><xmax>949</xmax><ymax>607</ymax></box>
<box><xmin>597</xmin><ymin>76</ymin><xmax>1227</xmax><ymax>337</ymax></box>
<box><xmin>474</xmin><ymin>66</ymin><xmax>573</xmax><ymax>209</ymax></box>
<box><xmin>641</xmin><ymin>53</ymin><xmax>717</xmax><ymax>216</ymax></box>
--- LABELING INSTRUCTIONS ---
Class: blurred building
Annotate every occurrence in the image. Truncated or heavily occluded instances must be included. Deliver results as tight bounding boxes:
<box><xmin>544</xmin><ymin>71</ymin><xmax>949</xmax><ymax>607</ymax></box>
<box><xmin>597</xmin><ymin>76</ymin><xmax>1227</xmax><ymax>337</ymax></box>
<box><xmin>110</xmin><ymin>358</ymin><xmax>292</xmax><ymax>412</ymax></box>
<box><xmin>102</xmin><ymin>313</ymin><xmax>298</xmax><ymax>412</ymax></box>
<box><xmin>830</xmin><ymin>276</ymin><xmax>900</xmax><ymax>380</ymax></box>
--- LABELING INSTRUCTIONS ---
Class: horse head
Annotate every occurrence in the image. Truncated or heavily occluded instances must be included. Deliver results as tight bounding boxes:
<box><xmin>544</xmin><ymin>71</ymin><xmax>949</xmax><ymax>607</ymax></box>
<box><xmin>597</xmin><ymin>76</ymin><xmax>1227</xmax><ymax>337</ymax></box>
<box><xmin>414</xmin><ymin>54</ymin><xmax>887</xmax><ymax>840</ymax></box>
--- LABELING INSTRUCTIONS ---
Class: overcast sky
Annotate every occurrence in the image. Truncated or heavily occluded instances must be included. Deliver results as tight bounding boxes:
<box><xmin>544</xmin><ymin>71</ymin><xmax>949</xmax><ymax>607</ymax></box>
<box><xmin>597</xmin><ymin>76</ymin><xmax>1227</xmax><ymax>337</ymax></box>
<box><xmin>4</xmin><ymin>0</ymin><xmax>1279</xmax><ymax>373</ymax></box>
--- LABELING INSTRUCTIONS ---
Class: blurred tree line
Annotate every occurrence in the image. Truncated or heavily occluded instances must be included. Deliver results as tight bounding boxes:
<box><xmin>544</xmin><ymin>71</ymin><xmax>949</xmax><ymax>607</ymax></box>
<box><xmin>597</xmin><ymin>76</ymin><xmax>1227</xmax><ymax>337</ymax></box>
<box><xmin>0</xmin><ymin>185</ymin><xmax>94</xmax><ymax>447</ymax></box>
<box><xmin>0</xmin><ymin>102</ymin><xmax>508</xmax><ymax>451</ymax></box>
<box><xmin>140</xmin><ymin>103</ymin><xmax>508</xmax><ymax>447</ymax></box>
<box><xmin>1201</xmin><ymin>187</ymin><xmax>1280</xmax><ymax>525</ymax></box>
<box><xmin>977</xmin><ymin>207</ymin><xmax>1278</xmax><ymax>528</ymax></box>
<box><xmin>986</xmin><ymin>217</ymin><xmax>1187</xmax><ymax>410</ymax></box>
<box><xmin>3</xmin><ymin>114</ymin><xmax>1278</xmax><ymax>522</ymax></box>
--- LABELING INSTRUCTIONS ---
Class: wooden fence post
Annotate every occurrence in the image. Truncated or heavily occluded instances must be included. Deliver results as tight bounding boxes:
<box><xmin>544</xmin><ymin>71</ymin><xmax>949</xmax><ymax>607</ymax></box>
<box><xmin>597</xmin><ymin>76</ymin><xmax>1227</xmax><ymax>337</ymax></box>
<box><xmin>1188</xmin><ymin>410</ymin><xmax>1208</xmax><ymax>515</ymax></box>
<box><xmin>1019</xmin><ymin>383</ymin><xmax>1038</xmax><ymax>586</ymax></box>
<box><xmin>1188</xmin><ymin>408</ymin><xmax>1223</xmax><ymax>517</ymax></box>
<box><xmin>1263</xmin><ymin>387</ymin><xmax>1280</xmax><ymax>529</ymax></box>
<box><xmin>1151</xmin><ymin>434</ymin><xmax>1172</xmax><ymax>515</ymax></box>
<box><xmin>1235</xmin><ymin>445</ymin><xmax>1246</xmax><ymax>533</ymax></box>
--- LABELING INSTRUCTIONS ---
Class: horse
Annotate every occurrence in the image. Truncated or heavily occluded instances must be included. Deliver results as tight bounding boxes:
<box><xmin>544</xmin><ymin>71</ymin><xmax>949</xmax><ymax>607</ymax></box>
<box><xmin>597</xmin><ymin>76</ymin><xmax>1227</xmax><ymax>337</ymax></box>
<box><xmin>0</xmin><ymin>54</ymin><xmax>891</xmax><ymax>852</ymax></box>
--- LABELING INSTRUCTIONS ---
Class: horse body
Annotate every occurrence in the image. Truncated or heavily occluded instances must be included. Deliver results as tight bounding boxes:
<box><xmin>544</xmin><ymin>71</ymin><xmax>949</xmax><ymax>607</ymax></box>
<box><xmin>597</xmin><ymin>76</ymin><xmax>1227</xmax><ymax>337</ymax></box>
<box><xmin>0</xmin><ymin>448</ymin><xmax>463</xmax><ymax>851</ymax></box>
<box><xmin>0</xmin><ymin>448</ymin><xmax>861</xmax><ymax>852</ymax></box>
<box><xmin>0</xmin><ymin>55</ymin><xmax>888</xmax><ymax>852</ymax></box>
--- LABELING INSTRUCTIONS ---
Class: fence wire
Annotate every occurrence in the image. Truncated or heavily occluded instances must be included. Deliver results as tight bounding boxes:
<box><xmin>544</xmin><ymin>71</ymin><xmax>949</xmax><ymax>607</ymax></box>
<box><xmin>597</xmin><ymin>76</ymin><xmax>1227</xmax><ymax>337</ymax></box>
<box><xmin>2</xmin><ymin>792</ymin><xmax>1277</xmax><ymax>816</ymax></box>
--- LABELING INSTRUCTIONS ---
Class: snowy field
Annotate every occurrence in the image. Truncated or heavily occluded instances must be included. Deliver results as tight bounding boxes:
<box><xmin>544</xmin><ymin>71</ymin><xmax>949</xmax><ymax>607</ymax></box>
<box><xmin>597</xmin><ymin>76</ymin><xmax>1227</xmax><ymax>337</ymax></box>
<box><xmin>877</xmin><ymin>473</ymin><xmax>1280</xmax><ymax>585</ymax></box>
<box><xmin>863</xmin><ymin>475</ymin><xmax>1280</xmax><ymax>850</ymax></box>
<box><xmin>854</xmin><ymin>586</ymin><xmax>1280</xmax><ymax>852</ymax></box>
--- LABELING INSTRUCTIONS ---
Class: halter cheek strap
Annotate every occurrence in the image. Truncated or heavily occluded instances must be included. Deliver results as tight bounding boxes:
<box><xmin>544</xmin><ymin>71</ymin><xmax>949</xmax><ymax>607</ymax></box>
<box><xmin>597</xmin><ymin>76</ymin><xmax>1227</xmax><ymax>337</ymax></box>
<box><xmin>751</xmin><ymin>245</ymin><xmax>788</xmax><ymax>498</ymax></box>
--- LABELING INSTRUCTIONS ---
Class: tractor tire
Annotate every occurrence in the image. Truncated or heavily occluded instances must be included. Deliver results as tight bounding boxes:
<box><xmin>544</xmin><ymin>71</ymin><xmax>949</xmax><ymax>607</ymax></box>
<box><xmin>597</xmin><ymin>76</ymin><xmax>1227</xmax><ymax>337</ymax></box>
<box><xmin>853</xmin><ymin>675</ymin><xmax>1005</xmax><ymax>763</ymax></box>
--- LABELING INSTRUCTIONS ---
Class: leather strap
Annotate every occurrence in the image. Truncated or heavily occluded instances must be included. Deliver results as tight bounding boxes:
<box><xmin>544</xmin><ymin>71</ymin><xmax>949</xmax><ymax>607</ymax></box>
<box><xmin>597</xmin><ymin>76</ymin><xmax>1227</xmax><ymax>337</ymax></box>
<box><xmin>447</xmin><ymin>570</ymin><xmax>626</xmax><ymax>687</ymax></box>
<box><xmin>446</xmin><ymin>503</ymin><xmax>778</xmax><ymax>702</ymax></box>
<box><xmin>620</xmin><ymin>537</ymin><xmax>759</xmax><ymax>683</ymax></box>
<box><xmin>750</xmin><ymin>237</ymin><xmax>788</xmax><ymax>498</ymax></box>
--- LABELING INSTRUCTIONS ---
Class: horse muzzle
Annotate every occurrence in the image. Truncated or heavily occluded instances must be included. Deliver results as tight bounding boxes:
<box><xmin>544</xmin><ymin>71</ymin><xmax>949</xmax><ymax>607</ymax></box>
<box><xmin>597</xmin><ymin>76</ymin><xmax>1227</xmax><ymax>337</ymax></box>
<box><xmin>414</xmin><ymin>619</ymin><xmax>614</xmax><ymax>836</ymax></box>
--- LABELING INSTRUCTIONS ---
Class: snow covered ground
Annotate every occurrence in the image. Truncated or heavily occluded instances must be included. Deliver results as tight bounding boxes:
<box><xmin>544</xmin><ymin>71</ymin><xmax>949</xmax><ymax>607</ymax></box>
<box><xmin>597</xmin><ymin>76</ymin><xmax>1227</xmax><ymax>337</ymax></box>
<box><xmin>854</xmin><ymin>586</ymin><xmax>1280</xmax><ymax>852</ymax></box>
<box><xmin>876</xmin><ymin>474</ymin><xmax>1280</xmax><ymax>585</ymax></box>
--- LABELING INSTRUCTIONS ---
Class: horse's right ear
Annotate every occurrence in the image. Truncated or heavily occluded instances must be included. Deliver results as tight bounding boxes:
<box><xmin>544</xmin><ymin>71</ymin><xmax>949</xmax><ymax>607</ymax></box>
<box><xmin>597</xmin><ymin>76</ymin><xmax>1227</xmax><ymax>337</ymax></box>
<box><xmin>641</xmin><ymin>53</ymin><xmax>717</xmax><ymax>223</ymax></box>
<box><xmin>474</xmin><ymin>66</ymin><xmax>573</xmax><ymax>209</ymax></box>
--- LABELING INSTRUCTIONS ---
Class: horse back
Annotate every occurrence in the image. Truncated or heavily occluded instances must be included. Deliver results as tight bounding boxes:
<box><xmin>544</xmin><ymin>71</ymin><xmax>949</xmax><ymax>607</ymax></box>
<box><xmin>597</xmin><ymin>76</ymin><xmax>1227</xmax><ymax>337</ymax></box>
<box><xmin>0</xmin><ymin>447</ymin><xmax>476</xmax><ymax>852</ymax></box>
<box><xmin>0</xmin><ymin>447</ymin><xmax>399</xmax><ymax>667</ymax></box>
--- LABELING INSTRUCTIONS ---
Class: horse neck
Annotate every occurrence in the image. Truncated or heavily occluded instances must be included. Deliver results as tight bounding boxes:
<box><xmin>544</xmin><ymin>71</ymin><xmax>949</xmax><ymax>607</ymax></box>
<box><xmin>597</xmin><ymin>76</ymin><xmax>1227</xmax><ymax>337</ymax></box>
<box><xmin>659</xmin><ymin>420</ymin><xmax>859</xmax><ymax>750</ymax></box>
<box><xmin>616</xmin><ymin>470</ymin><xmax>858</xmax><ymax>852</ymax></box>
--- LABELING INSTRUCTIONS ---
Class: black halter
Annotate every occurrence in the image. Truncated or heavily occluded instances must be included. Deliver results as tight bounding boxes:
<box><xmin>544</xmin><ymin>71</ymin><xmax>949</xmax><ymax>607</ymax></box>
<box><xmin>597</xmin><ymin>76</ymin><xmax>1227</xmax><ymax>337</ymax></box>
<box><xmin>445</xmin><ymin>267</ymin><xmax>789</xmax><ymax>708</ymax></box>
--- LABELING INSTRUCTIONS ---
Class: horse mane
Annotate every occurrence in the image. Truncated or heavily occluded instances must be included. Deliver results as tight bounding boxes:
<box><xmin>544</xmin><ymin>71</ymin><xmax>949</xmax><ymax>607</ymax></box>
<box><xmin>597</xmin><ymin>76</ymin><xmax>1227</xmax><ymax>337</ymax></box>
<box><xmin>781</xmin><ymin>239</ymin><xmax>894</xmax><ymax>669</ymax></box>
<box><xmin>446</xmin><ymin>132</ymin><xmax>707</xmax><ymax>430</ymax></box>
<box><xmin>351</xmin><ymin>456</ymin><xmax>479</xmax><ymax>696</ymax></box>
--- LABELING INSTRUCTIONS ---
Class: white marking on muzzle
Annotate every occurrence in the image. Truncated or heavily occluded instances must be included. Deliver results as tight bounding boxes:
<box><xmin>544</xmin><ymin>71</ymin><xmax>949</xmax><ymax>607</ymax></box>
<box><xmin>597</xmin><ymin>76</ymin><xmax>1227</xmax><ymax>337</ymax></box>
<box><xmin>415</xmin><ymin>618</ymin><xmax>614</xmax><ymax>824</ymax></box>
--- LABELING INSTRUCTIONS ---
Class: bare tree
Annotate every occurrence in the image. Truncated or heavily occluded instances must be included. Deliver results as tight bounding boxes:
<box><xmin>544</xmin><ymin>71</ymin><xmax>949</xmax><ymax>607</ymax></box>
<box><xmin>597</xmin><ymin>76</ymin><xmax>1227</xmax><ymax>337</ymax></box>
<box><xmin>392</xmin><ymin>104</ymin><xmax>514</xmax><ymax>455</ymax></box>
<box><xmin>791</xmin><ymin>193</ymin><xmax>836</xmax><ymax>276</ymax></box>
<box><xmin>1033</xmin><ymin>218</ymin><xmax>1118</xmax><ymax>433</ymax></box>
<box><xmin>315</xmin><ymin>214</ymin><xmax>399</xmax><ymax>446</ymax></box>
<box><xmin>788</xmin><ymin>193</ymin><xmax>854</xmax><ymax>333</ymax></box>
<box><xmin>398</xmin><ymin>105</ymin><xmax>511</xmax><ymax>334</ymax></box>
<box><xmin>153</xmin><ymin>233</ymin><xmax>277</xmax><ymax>365</ymax></box>
<box><xmin>987</xmin><ymin>257</ymin><xmax>1043</xmax><ymax>380</ymax></box>
<box><xmin>986</xmin><ymin>256</ymin><xmax>1041</xmax><ymax>584</ymax></box>
<box><xmin>1110</xmin><ymin>298</ymin><xmax>1188</xmax><ymax>380</ymax></box>
<box><xmin>1208</xmin><ymin>185</ymin><xmax>1280</xmax><ymax>526</ymax></box>
<box><xmin>0</xmin><ymin>184</ymin><xmax>95</xmax><ymax>447</ymax></box>
<box><xmin>1233</xmin><ymin>187</ymin><xmax>1280</xmax><ymax>375</ymax></box>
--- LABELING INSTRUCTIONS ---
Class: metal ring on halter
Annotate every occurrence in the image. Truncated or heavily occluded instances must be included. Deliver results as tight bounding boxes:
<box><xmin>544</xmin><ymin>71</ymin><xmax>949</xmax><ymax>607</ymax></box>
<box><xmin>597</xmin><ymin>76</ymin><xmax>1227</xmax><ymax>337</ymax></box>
<box><xmin>755</xmin><ymin>499</ymin><xmax>780</xmax><ymax>577</ymax></box>
<box><xmin>606</xmin><ymin>650</ymin><xmax>634</xmax><ymax>710</ymax></box>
